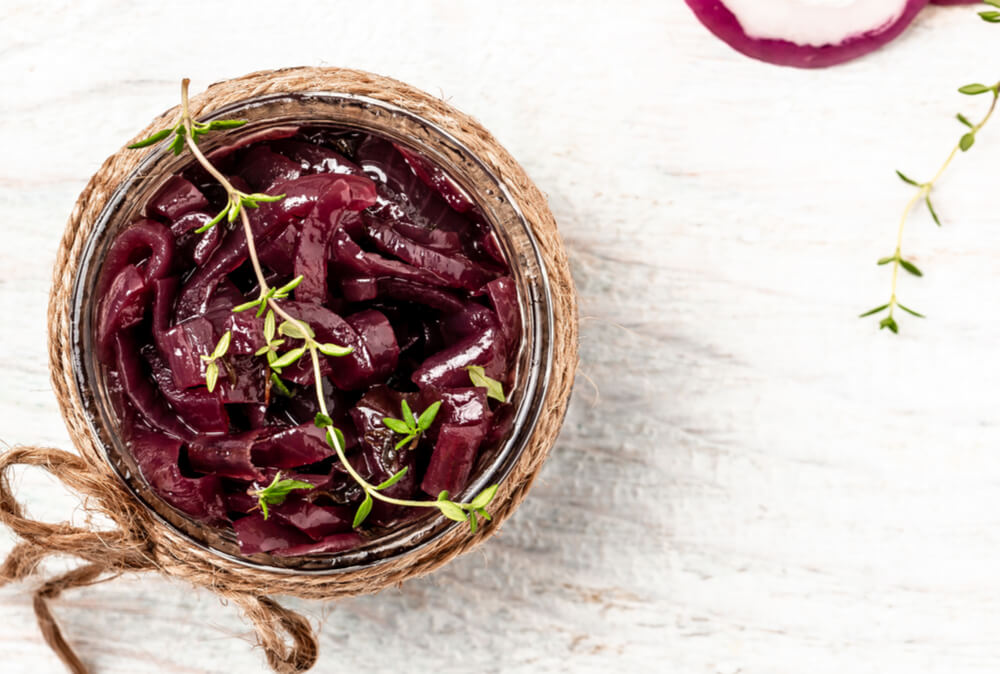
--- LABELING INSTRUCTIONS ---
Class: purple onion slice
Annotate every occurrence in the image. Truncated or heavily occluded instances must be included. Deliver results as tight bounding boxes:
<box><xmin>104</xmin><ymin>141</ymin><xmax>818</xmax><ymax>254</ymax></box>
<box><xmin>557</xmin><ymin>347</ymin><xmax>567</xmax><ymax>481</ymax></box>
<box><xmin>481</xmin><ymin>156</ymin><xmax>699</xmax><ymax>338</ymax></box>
<box><xmin>684</xmin><ymin>0</ymin><xmax>929</xmax><ymax>68</ymax></box>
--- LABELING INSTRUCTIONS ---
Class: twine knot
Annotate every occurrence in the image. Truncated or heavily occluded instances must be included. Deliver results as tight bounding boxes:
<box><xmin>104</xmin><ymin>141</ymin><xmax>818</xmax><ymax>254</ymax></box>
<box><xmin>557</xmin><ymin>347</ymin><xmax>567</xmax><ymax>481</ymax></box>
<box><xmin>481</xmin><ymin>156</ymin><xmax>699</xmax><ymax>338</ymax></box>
<box><xmin>0</xmin><ymin>446</ymin><xmax>318</xmax><ymax>674</ymax></box>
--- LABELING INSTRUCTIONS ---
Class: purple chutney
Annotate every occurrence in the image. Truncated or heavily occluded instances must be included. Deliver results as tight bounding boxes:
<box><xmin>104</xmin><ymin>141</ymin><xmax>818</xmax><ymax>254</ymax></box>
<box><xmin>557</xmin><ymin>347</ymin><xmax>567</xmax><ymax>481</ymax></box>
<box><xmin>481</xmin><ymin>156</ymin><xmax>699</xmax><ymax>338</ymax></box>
<box><xmin>96</xmin><ymin>127</ymin><xmax>521</xmax><ymax>557</ymax></box>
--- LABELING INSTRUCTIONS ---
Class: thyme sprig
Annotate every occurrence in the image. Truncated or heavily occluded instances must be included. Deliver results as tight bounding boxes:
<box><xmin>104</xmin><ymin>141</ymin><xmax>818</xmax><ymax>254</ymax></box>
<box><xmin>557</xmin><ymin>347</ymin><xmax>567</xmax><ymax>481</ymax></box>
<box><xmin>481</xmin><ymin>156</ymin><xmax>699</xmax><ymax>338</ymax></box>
<box><xmin>466</xmin><ymin>365</ymin><xmax>506</xmax><ymax>403</ymax></box>
<box><xmin>199</xmin><ymin>330</ymin><xmax>231</xmax><ymax>393</ymax></box>
<box><xmin>129</xmin><ymin>79</ymin><xmax>499</xmax><ymax>531</ymax></box>
<box><xmin>437</xmin><ymin>485</ymin><xmax>497</xmax><ymax>533</ymax></box>
<box><xmin>253</xmin><ymin>310</ymin><xmax>284</xmax><ymax>367</ymax></box>
<box><xmin>863</xmin><ymin>3</ymin><xmax>999</xmax><ymax>333</ymax></box>
<box><xmin>234</xmin><ymin>276</ymin><xmax>302</xmax><ymax>317</ymax></box>
<box><xmin>383</xmin><ymin>400</ymin><xmax>442</xmax><ymax>450</ymax></box>
<box><xmin>129</xmin><ymin>113</ymin><xmax>281</xmax><ymax>236</ymax></box>
<box><xmin>250</xmin><ymin>471</ymin><xmax>315</xmax><ymax>520</ymax></box>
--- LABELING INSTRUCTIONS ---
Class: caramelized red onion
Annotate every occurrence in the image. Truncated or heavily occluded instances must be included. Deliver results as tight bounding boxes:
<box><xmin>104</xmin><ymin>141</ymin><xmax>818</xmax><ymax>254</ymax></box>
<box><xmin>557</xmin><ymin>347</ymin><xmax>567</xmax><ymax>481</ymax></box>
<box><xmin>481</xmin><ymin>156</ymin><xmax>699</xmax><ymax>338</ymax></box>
<box><xmin>98</xmin><ymin>127</ymin><xmax>520</xmax><ymax>556</ymax></box>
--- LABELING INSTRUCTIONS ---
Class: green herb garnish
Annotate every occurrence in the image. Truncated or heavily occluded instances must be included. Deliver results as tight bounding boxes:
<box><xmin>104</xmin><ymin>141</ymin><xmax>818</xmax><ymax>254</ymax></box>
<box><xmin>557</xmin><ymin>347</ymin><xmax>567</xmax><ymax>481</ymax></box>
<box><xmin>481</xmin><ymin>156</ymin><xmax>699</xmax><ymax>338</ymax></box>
<box><xmin>466</xmin><ymin>365</ymin><xmax>506</xmax><ymax>402</ymax></box>
<box><xmin>863</xmin><ymin>3</ymin><xmax>999</xmax><ymax>333</ymax></box>
<box><xmin>249</xmin><ymin>471</ymin><xmax>315</xmax><ymax>520</ymax></box>
<box><xmin>233</xmin><ymin>276</ymin><xmax>303</xmax><ymax>317</ymax></box>
<box><xmin>199</xmin><ymin>330</ymin><xmax>231</xmax><ymax>392</ymax></box>
<box><xmin>436</xmin><ymin>485</ymin><xmax>498</xmax><ymax>533</ymax></box>
<box><xmin>383</xmin><ymin>399</ymin><xmax>441</xmax><ymax>450</ymax></box>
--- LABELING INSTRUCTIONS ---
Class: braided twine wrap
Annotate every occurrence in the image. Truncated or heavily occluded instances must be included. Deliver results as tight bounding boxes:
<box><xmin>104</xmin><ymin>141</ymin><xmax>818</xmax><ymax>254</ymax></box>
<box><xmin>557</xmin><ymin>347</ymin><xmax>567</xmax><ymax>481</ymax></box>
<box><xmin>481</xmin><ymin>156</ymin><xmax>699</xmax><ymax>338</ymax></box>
<box><xmin>0</xmin><ymin>68</ymin><xmax>578</xmax><ymax>673</ymax></box>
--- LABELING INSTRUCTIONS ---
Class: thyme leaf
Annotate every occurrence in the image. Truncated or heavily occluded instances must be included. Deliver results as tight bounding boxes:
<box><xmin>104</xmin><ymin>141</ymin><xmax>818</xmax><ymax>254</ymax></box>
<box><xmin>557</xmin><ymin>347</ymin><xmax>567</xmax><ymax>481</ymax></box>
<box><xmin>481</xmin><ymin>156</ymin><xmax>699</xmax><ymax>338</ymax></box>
<box><xmin>250</xmin><ymin>472</ymin><xmax>315</xmax><ymax>520</ymax></box>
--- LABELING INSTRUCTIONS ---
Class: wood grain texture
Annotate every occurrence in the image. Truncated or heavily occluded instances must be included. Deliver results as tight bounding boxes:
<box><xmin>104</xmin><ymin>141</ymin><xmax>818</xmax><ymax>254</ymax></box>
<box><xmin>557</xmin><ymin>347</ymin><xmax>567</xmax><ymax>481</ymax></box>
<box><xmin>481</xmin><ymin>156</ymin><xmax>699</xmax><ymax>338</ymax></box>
<box><xmin>2</xmin><ymin>1</ymin><xmax>999</xmax><ymax>672</ymax></box>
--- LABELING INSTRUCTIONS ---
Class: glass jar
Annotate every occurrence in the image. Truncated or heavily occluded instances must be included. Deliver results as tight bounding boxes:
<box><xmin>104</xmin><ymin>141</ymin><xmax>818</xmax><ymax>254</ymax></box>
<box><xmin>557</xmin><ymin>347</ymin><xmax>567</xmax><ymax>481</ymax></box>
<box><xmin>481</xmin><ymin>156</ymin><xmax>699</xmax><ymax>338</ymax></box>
<box><xmin>69</xmin><ymin>92</ymin><xmax>555</xmax><ymax>573</ymax></box>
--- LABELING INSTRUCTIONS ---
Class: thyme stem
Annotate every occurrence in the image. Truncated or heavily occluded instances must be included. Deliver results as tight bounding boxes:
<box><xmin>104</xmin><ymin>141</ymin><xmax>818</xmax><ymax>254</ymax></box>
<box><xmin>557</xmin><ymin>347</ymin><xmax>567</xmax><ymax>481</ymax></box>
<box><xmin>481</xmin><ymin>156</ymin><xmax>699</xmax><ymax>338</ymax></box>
<box><xmin>862</xmin><ymin>57</ymin><xmax>1000</xmax><ymax>333</ymax></box>
<box><xmin>162</xmin><ymin>78</ymin><xmax>494</xmax><ymax>525</ymax></box>
<box><xmin>887</xmin><ymin>89</ymin><xmax>998</xmax><ymax>321</ymax></box>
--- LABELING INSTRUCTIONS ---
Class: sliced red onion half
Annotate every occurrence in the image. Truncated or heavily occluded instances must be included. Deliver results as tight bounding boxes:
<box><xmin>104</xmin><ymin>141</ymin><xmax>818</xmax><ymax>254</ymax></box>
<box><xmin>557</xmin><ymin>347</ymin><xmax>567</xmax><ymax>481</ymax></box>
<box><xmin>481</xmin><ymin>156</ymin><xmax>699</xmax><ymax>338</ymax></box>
<box><xmin>685</xmin><ymin>0</ymin><xmax>930</xmax><ymax>68</ymax></box>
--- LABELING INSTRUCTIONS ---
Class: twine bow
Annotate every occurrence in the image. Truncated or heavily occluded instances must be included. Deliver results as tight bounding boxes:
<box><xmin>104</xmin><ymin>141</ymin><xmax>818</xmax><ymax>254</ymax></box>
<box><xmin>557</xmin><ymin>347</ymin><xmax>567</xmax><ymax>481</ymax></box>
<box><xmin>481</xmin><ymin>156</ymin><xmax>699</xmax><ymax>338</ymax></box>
<box><xmin>0</xmin><ymin>446</ymin><xmax>317</xmax><ymax>674</ymax></box>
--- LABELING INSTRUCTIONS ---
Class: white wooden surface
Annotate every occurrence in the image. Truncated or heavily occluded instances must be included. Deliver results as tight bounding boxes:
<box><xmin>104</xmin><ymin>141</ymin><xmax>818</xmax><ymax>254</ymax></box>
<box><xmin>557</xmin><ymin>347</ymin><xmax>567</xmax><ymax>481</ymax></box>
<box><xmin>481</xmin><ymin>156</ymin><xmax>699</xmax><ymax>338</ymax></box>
<box><xmin>3</xmin><ymin>1</ymin><xmax>1000</xmax><ymax>672</ymax></box>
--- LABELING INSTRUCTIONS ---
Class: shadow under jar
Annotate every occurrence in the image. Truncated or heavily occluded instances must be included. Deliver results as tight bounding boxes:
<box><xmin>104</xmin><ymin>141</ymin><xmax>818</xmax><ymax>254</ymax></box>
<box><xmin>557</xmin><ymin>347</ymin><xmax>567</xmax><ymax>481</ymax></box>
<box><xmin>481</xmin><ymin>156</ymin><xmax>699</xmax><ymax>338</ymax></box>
<box><xmin>70</xmin><ymin>92</ymin><xmax>554</xmax><ymax>573</ymax></box>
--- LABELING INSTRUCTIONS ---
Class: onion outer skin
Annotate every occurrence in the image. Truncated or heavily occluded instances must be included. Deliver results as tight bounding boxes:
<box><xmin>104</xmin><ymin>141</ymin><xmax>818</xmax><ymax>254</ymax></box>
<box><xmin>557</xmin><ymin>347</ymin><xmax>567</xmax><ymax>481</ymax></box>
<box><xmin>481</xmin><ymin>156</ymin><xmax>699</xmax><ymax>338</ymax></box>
<box><xmin>684</xmin><ymin>0</ymin><xmax>931</xmax><ymax>69</ymax></box>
